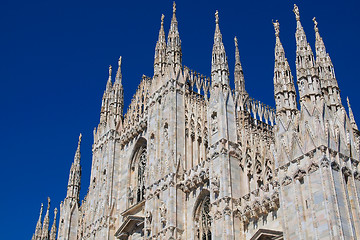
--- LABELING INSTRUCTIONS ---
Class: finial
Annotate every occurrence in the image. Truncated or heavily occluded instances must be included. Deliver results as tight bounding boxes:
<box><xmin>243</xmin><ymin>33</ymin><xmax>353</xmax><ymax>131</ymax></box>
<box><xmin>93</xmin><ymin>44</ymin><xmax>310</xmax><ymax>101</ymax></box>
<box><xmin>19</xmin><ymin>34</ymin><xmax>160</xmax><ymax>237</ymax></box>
<box><xmin>293</xmin><ymin>4</ymin><xmax>300</xmax><ymax>21</ymax></box>
<box><xmin>109</xmin><ymin>65</ymin><xmax>112</xmax><ymax>77</ymax></box>
<box><xmin>234</xmin><ymin>36</ymin><xmax>238</xmax><ymax>47</ymax></box>
<box><xmin>54</xmin><ymin>208</ymin><xmax>58</xmax><ymax>216</ymax></box>
<box><xmin>313</xmin><ymin>17</ymin><xmax>318</xmax><ymax>32</ymax></box>
<box><xmin>161</xmin><ymin>14</ymin><xmax>165</xmax><ymax>25</ymax></box>
<box><xmin>215</xmin><ymin>10</ymin><xmax>219</xmax><ymax>24</ymax></box>
<box><xmin>173</xmin><ymin>2</ymin><xmax>176</xmax><ymax>14</ymax></box>
<box><xmin>272</xmin><ymin>19</ymin><xmax>280</xmax><ymax>37</ymax></box>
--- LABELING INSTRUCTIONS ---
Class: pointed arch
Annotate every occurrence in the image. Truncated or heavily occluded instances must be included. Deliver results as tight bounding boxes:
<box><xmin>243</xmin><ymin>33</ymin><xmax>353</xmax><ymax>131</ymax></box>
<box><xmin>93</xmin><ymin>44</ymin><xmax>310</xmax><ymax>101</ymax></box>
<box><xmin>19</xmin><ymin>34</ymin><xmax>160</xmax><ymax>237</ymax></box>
<box><xmin>193</xmin><ymin>189</ymin><xmax>212</xmax><ymax>240</ymax></box>
<box><xmin>128</xmin><ymin>137</ymin><xmax>147</xmax><ymax>205</ymax></box>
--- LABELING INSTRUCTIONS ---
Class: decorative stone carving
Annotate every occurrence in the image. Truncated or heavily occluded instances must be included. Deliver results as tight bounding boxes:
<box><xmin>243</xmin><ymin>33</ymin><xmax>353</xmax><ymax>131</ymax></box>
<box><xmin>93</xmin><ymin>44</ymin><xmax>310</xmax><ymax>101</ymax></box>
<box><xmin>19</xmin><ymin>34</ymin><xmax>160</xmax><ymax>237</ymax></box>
<box><xmin>331</xmin><ymin>161</ymin><xmax>340</xmax><ymax>171</ymax></box>
<box><xmin>211</xmin><ymin>176</ymin><xmax>220</xmax><ymax>194</ymax></box>
<box><xmin>294</xmin><ymin>169</ymin><xmax>306</xmax><ymax>181</ymax></box>
<box><xmin>32</xmin><ymin>4</ymin><xmax>360</xmax><ymax>240</ymax></box>
<box><xmin>282</xmin><ymin>176</ymin><xmax>292</xmax><ymax>186</ymax></box>
<box><xmin>159</xmin><ymin>201</ymin><xmax>167</xmax><ymax>226</ymax></box>
<box><xmin>321</xmin><ymin>156</ymin><xmax>330</xmax><ymax>168</ymax></box>
<box><xmin>308</xmin><ymin>163</ymin><xmax>319</xmax><ymax>174</ymax></box>
<box><xmin>128</xmin><ymin>186</ymin><xmax>134</xmax><ymax>204</ymax></box>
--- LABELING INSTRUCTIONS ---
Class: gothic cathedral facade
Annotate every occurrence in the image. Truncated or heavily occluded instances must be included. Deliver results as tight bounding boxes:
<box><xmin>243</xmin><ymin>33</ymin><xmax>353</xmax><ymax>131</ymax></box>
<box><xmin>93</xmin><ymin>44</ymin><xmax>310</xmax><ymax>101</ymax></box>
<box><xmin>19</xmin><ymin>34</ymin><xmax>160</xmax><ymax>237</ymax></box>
<box><xmin>32</xmin><ymin>4</ymin><xmax>360</xmax><ymax>240</ymax></box>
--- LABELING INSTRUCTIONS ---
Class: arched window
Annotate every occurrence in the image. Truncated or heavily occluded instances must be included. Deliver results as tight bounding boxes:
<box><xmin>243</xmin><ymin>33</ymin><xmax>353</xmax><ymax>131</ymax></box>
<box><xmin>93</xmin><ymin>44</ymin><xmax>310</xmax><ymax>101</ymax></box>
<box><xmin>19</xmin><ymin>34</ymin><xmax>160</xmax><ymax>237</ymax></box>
<box><xmin>194</xmin><ymin>193</ymin><xmax>212</xmax><ymax>240</ymax></box>
<box><xmin>129</xmin><ymin>138</ymin><xmax>147</xmax><ymax>205</ymax></box>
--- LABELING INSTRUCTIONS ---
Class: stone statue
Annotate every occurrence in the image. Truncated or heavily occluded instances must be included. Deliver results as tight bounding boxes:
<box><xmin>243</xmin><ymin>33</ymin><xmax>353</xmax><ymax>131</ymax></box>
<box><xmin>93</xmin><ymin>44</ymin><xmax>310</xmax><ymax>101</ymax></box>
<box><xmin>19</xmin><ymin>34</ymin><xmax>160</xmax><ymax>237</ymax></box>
<box><xmin>293</xmin><ymin>4</ymin><xmax>300</xmax><ymax>20</ymax></box>
<box><xmin>215</xmin><ymin>10</ymin><xmax>219</xmax><ymax>24</ymax></box>
<box><xmin>272</xmin><ymin>20</ymin><xmax>280</xmax><ymax>36</ymax></box>
<box><xmin>118</xmin><ymin>56</ymin><xmax>122</xmax><ymax>68</ymax></box>
<box><xmin>108</xmin><ymin>65</ymin><xmax>112</xmax><ymax>77</ymax></box>
<box><xmin>128</xmin><ymin>186</ymin><xmax>133</xmax><ymax>203</ymax></box>
<box><xmin>211</xmin><ymin>176</ymin><xmax>220</xmax><ymax>194</ymax></box>
<box><xmin>145</xmin><ymin>211</ymin><xmax>152</xmax><ymax>225</ymax></box>
<box><xmin>159</xmin><ymin>201</ymin><xmax>167</xmax><ymax>224</ymax></box>
<box><xmin>312</xmin><ymin>17</ymin><xmax>318</xmax><ymax>31</ymax></box>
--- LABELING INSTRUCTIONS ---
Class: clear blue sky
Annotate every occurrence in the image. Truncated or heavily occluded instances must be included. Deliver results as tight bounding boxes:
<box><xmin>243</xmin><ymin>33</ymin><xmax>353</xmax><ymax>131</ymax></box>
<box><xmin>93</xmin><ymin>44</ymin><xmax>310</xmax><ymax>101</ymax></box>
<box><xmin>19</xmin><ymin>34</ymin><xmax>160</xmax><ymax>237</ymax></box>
<box><xmin>1</xmin><ymin>0</ymin><xmax>359</xmax><ymax>239</ymax></box>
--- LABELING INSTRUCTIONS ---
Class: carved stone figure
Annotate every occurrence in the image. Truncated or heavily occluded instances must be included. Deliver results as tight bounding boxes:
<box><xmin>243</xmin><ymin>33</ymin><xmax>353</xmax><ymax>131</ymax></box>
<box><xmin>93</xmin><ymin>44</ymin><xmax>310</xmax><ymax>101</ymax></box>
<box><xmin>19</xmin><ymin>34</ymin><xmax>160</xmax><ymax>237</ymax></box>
<box><xmin>159</xmin><ymin>201</ymin><xmax>167</xmax><ymax>225</ymax></box>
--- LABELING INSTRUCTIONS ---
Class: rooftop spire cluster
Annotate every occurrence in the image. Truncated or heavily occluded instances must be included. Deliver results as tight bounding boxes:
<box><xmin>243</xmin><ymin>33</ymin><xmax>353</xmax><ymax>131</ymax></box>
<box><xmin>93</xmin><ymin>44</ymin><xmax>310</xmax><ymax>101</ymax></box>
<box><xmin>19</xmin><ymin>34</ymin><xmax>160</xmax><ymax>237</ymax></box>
<box><xmin>32</xmin><ymin>4</ymin><xmax>360</xmax><ymax>240</ymax></box>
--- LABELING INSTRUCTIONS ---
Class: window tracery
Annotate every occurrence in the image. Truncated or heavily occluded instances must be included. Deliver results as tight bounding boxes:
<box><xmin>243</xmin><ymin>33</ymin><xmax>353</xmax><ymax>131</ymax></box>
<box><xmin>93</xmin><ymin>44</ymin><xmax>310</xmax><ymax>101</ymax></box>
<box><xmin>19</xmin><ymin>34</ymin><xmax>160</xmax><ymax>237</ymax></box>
<box><xmin>195</xmin><ymin>195</ymin><xmax>212</xmax><ymax>240</ymax></box>
<box><xmin>136</xmin><ymin>149</ymin><xmax>147</xmax><ymax>202</ymax></box>
<box><xmin>129</xmin><ymin>141</ymin><xmax>147</xmax><ymax>205</ymax></box>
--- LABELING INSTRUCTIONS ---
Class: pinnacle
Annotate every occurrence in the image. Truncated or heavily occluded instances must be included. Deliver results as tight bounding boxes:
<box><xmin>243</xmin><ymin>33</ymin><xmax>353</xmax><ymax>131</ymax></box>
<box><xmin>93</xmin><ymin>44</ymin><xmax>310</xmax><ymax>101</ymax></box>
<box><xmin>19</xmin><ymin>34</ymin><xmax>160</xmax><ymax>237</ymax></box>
<box><xmin>211</xmin><ymin>10</ymin><xmax>229</xmax><ymax>86</ymax></box>
<box><xmin>74</xmin><ymin>133</ymin><xmax>81</xmax><ymax>165</ymax></box>
<box><xmin>272</xmin><ymin>19</ymin><xmax>280</xmax><ymax>42</ymax></box>
<box><xmin>41</xmin><ymin>197</ymin><xmax>51</xmax><ymax>239</ymax></box>
<box><xmin>313</xmin><ymin>18</ymin><xmax>327</xmax><ymax>60</ymax></box>
<box><xmin>106</xmin><ymin>65</ymin><xmax>113</xmax><ymax>91</ymax></box>
<box><xmin>273</xmin><ymin>19</ymin><xmax>297</xmax><ymax>114</ymax></box>
<box><xmin>234</xmin><ymin>36</ymin><xmax>245</xmax><ymax>94</ymax></box>
<box><xmin>166</xmin><ymin>1</ymin><xmax>182</xmax><ymax>69</ymax></box>
<box><xmin>347</xmin><ymin>97</ymin><xmax>358</xmax><ymax>130</ymax></box>
<box><xmin>115</xmin><ymin>56</ymin><xmax>122</xmax><ymax>84</ymax></box>
<box><xmin>234</xmin><ymin>36</ymin><xmax>241</xmax><ymax>68</ymax></box>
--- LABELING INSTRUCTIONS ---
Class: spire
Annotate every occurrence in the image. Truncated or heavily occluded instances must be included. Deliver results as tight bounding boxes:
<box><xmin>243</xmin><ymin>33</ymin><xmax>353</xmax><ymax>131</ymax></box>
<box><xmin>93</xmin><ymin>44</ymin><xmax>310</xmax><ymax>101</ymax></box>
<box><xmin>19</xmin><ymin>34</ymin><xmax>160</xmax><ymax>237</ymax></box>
<box><xmin>166</xmin><ymin>2</ymin><xmax>182</xmax><ymax>70</ymax></box>
<box><xmin>115</xmin><ymin>56</ymin><xmax>122</xmax><ymax>84</ymax></box>
<box><xmin>313</xmin><ymin>17</ymin><xmax>327</xmax><ymax>59</ymax></box>
<box><xmin>313</xmin><ymin>17</ymin><xmax>341</xmax><ymax>110</ymax></box>
<box><xmin>211</xmin><ymin>10</ymin><xmax>229</xmax><ymax>87</ymax></box>
<box><xmin>347</xmin><ymin>97</ymin><xmax>358</xmax><ymax>130</ymax></box>
<box><xmin>100</xmin><ymin>64</ymin><xmax>115</xmax><ymax>124</ymax></box>
<box><xmin>41</xmin><ymin>197</ymin><xmax>51</xmax><ymax>240</ymax></box>
<box><xmin>34</xmin><ymin>203</ymin><xmax>43</xmax><ymax>239</ymax></box>
<box><xmin>74</xmin><ymin>133</ymin><xmax>82</xmax><ymax>165</ymax></box>
<box><xmin>66</xmin><ymin>134</ymin><xmax>82</xmax><ymax>202</ymax></box>
<box><xmin>154</xmin><ymin>14</ymin><xmax>167</xmax><ymax>77</ymax></box>
<box><xmin>273</xmin><ymin>20</ymin><xmax>297</xmax><ymax>117</ymax></box>
<box><xmin>49</xmin><ymin>208</ymin><xmax>58</xmax><ymax>240</ymax></box>
<box><xmin>234</xmin><ymin>36</ymin><xmax>246</xmax><ymax>95</ymax></box>
<box><xmin>112</xmin><ymin>56</ymin><xmax>124</xmax><ymax>123</ymax></box>
<box><xmin>293</xmin><ymin>4</ymin><xmax>322</xmax><ymax>102</ymax></box>
<box><xmin>106</xmin><ymin>65</ymin><xmax>113</xmax><ymax>91</ymax></box>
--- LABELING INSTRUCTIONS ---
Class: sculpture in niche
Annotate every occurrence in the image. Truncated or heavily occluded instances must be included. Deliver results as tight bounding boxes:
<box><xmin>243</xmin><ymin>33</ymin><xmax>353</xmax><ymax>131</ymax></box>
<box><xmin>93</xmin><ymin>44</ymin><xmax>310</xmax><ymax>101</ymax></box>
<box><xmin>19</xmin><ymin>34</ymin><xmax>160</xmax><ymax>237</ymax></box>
<box><xmin>159</xmin><ymin>201</ymin><xmax>167</xmax><ymax>226</ymax></box>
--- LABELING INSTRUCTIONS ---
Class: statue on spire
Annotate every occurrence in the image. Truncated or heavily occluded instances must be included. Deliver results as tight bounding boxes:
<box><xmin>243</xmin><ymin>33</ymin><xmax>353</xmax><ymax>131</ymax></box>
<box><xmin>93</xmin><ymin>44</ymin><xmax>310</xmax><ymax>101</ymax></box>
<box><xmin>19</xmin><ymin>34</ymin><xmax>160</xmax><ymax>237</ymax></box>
<box><xmin>173</xmin><ymin>1</ymin><xmax>176</xmax><ymax>14</ymax></box>
<box><xmin>118</xmin><ymin>56</ymin><xmax>122</xmax><ymax>69</ymax></box>
<box><xmin>272</xmin><ymin>19</ymin><xmax>280</xmax><ymax>37</ymax></box>
<box><xmin>161</xmin><ymin>14</ymin><xmax>164</xmax><ymax>25</ymax></box>
<box><xmin>47</xmin><ymin>197</ymin><xmax>51</xmax><ymax>210</ymax></box>
<box><xmin>313</xmin><ymin>17</ymin><xmax>318</xmax><ymax>31</ymax></box>
<box><xmin>215</xmin><ymin>10</ymin><xmax>219</xmax><ymax>24</ymax></box>
<box><xmin>109</xmin><ymin>65</ymin><xmax>112</xmax><ymax>77</ymax></box>
<box><xmin>293</xmin><ymin>4</ymin><xmax>300</xmax><ymax>21</ymax></box>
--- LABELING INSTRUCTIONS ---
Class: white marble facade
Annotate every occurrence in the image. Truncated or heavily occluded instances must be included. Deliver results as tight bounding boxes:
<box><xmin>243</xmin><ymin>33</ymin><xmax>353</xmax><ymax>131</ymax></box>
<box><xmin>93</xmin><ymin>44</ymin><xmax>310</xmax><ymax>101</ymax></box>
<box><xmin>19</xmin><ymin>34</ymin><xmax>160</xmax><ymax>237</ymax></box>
<box><xmin>32</xmin><ymin>3</ymin><xmax>360</xmax><ymax>240</ymax></box>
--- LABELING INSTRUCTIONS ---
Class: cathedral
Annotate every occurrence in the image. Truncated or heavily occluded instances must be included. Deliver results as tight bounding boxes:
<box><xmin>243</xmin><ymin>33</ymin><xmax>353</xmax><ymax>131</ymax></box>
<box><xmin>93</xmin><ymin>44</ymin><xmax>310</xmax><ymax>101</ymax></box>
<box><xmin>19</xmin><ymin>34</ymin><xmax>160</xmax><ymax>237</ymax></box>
<box><xmin>31</xmin><ymin>3</ymin><xmax>360</xmax><ymax>240</ymax></box>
